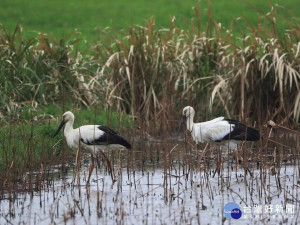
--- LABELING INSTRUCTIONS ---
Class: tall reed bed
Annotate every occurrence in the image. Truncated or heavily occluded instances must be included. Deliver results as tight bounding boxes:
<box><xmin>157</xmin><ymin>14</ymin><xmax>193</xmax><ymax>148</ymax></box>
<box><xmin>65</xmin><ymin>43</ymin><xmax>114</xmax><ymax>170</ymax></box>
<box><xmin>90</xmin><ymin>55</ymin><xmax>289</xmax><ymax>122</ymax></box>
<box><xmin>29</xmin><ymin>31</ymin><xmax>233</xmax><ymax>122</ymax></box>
<box><xmin>1</xmin><ymin>4</ymin><xmax>299</xmax><ymax>126</ymax></box>
<box><xmin>93</xmin><ymin>4</ymin><xmax>300</xmax><ymax>128</ymax></box>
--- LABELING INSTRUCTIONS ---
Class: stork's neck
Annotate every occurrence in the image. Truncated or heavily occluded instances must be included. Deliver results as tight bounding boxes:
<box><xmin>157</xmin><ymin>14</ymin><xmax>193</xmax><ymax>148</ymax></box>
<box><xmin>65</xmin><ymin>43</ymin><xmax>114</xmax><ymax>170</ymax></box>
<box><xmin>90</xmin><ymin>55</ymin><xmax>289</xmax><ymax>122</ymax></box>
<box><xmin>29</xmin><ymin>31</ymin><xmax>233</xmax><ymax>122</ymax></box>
<box><xmin>186</xmin><ymin>116</ymin><xmax>194</xmax><ymax>132</ymax></box>
<box><xmin>64</xmin><ymin>119</ymin><xmax>74</xmax><ymax>135</ymax></box>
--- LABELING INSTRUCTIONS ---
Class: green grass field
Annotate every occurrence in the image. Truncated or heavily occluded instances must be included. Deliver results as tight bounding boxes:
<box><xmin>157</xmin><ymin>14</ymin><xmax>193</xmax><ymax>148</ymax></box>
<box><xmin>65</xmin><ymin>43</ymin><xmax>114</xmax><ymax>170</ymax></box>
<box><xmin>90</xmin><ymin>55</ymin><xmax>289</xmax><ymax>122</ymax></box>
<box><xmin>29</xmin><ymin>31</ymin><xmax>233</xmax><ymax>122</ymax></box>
<box><xmin>1</xmin><ymin>0</ymin><xmax>299</xmax><ymax>41</ymax></box>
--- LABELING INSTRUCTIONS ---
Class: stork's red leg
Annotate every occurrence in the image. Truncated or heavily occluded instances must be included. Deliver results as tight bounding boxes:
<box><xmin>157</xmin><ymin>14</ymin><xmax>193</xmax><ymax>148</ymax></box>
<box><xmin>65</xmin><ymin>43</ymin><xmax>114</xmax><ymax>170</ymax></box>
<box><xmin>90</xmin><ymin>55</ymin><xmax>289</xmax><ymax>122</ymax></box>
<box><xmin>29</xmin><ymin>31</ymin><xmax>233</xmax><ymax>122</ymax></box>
<box><xmin>87</xmin><ymin>154</ymin><xmax>95</xmax><ymax>185</ymax></box>
<box><xmin>243</xmin><ymin>160</ymin><xmax>253</xmax><ymax>177</ymax></box>
<box><xmin>213</xmin><ymin>155</ymin><xmax>223</xmax><ymax>178</ymax></box>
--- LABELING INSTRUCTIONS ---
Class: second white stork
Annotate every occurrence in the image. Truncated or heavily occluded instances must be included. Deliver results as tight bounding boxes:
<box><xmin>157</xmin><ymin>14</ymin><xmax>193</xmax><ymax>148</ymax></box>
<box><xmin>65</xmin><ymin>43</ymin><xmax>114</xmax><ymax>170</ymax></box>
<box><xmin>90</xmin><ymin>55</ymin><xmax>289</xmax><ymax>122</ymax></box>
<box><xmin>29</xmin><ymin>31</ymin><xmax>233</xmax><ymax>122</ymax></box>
<box><xmin>178</xmin><ymin>106</ymin><xmax>259</xmax><ymax>176</ymax></box>
<box><xmin>53</xmin><ymin>111</ymin><xmax>131</xmax><ymax>183</ymax></box>
<box><xmin>178</xmin><ymin>106</ymin><xmax>259</xmax><ymax>149</ymax></box>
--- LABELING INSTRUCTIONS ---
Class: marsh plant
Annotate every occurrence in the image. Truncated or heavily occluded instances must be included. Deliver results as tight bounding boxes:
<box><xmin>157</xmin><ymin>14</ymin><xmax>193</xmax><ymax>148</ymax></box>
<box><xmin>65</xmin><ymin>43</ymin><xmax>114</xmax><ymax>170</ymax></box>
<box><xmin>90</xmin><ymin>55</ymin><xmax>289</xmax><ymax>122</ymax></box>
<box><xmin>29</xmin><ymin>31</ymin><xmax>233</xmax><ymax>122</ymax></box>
<box><xmin>0</xmin><ymin>25</ymin><xmax>106</xmax><ymax>121</ymax></box>
<box><xmin>1</xmin><ymin>4</ymin><xmax>300</xmax><ymax>126</ymax></box>
<box><xmin>94</xmin><ymin>4</ymin><xmax>300</xmax><ymax>127</ymax></box>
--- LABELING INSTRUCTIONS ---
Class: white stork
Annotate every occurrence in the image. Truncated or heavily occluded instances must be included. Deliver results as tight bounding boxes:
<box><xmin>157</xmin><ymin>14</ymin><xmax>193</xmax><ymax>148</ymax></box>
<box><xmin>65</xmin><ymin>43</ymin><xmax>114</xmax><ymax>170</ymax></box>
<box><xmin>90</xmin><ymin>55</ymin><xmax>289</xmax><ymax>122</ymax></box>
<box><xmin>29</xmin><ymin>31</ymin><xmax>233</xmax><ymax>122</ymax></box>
<box><xmin>178</xmin><ymin>106</ymin><xmax>259</xmax><ymax>175</ymax></box>
<box><xmin>53</xmin><ymin>111</ymin><xmax>131</xmax><ymax>183</ymax></box>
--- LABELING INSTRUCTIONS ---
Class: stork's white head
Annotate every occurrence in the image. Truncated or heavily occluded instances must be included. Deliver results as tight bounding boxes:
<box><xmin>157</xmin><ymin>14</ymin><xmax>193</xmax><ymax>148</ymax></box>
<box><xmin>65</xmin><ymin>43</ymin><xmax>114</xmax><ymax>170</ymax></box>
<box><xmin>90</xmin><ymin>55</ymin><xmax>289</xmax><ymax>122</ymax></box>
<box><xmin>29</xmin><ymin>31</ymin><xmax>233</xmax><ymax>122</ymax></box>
<box><xmin>53</xmin><ymin>111</ymin><xmax>75</xmax><ymax>137</ymax></box>
<box><xmin>177</xmin><ymin>106</ymin><xmax>195</xmax><ymax>133</ymax></box>
<box><xmin>62</xmin><ymin>111</ymin><xmax>75</xmax><ymax>123</ymax></box>
<box><xmin>182</xmin><ymin>106</ymin><xmax>195</xmax><ymax>119</ymax></box>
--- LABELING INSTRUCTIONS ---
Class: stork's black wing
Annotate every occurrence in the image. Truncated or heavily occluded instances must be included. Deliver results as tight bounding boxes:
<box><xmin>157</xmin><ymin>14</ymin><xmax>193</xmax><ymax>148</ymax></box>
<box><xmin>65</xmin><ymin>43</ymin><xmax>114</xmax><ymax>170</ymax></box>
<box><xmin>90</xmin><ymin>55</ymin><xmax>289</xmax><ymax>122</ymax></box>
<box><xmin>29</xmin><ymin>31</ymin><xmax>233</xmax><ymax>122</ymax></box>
<box><xmin>222</xmin><ymin>119</ymin><xmax>259</xmax><ymax>141</ymax></box>
<box><xmin>98</xmin><ymin>125</ymin><xmax>119</xmax><ymax>135</ymax></box>
<box><xmin>80</xmin><ymin>125</ymin><xmax>131</xmax><ymax>149</ymax></box>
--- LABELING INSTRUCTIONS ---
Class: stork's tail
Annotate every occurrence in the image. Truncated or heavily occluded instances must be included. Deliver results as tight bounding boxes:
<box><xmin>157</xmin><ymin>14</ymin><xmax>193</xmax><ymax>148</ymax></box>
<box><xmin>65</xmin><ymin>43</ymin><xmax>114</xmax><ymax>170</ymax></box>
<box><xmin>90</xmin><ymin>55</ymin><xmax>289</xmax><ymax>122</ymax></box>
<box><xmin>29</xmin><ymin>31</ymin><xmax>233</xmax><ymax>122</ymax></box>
<box><xmin>117</xmin><ymin>135</ymin><xmax>131</xmax><ymax>149</ymax></box>
<box><xmin>245</xmin><ymin>126</ymin><xmax>260</xmax><ymax>141</ymax></box>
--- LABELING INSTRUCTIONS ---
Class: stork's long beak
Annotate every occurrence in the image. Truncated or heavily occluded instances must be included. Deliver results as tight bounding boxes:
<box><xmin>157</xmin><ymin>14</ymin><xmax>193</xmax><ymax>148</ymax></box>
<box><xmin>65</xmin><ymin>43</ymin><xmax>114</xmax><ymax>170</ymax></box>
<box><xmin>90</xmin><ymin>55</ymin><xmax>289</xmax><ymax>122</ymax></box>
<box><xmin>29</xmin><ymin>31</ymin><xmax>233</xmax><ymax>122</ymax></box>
<box><xmin>177</xmin><ymin>115</ymin><xmax>187</xmax><ymax>134</ymax></box>
<box><xmin>53</xmin><ymin>120</ymin><xmax>66</xmax><ymax>137</ymax></box>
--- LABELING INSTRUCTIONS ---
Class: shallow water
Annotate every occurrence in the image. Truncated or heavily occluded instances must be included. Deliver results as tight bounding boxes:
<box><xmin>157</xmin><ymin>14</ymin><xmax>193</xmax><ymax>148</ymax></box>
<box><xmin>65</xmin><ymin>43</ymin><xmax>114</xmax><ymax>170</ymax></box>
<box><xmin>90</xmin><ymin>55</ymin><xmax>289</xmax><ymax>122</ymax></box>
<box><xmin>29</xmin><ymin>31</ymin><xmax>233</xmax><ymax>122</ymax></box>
<box><xmin>1</xmin><ymin>129</ymin><xmax>300</xmax><ymax>225</ymax></box>
<box><xmin>0</xmin><ymin>159</ymin><xmax>299</xmax><ymax>225</ymax></box>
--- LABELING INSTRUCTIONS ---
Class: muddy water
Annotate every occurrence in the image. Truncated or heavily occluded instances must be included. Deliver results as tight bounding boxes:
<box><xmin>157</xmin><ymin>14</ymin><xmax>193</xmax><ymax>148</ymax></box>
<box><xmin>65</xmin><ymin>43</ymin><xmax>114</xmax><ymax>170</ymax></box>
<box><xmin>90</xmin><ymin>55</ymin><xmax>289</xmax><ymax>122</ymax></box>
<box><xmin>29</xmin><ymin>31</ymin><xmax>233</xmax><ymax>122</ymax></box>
<box><xmin>0</xmin><ymin>159</ymin><xmax>299</xmax><ymax>225</ymax></box>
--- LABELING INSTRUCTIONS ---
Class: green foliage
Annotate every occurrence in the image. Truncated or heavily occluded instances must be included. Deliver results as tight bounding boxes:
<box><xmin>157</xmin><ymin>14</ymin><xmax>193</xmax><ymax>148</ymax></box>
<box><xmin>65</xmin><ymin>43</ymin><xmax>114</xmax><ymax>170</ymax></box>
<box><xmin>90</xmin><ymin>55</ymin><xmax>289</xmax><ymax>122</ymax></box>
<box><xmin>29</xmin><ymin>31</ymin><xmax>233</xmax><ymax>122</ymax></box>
<box><xmin>1</xmin><ymin>0</ymin><xmax>300</xmax><ymax>42</ymax></box>
<box><xmin>0</xmin><ymin>120</ymin><xmax>60</xmax><ymax>178</ymax></box>
<box><xmin>0</xmin><ymin>25</ymin><xmax>106</xmax><ymax>119</ymax></box>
